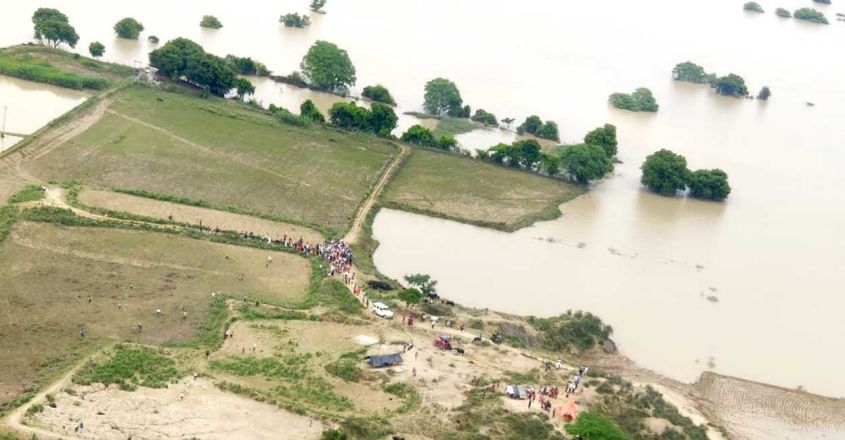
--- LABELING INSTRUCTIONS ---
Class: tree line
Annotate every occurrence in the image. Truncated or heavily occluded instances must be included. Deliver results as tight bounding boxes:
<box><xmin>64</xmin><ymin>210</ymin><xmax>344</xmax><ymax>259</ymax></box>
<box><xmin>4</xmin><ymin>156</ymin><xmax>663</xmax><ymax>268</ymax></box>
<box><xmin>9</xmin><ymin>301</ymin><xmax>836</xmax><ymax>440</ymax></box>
<box><xmin>640</xmin><ymin>149</ymin><xmax>731</xmax><ymax>201</ymax></box>
<box><xmin>672</xmin><ymin>61</ymin><xmax>771</xmax><ymax>99</ymax></box>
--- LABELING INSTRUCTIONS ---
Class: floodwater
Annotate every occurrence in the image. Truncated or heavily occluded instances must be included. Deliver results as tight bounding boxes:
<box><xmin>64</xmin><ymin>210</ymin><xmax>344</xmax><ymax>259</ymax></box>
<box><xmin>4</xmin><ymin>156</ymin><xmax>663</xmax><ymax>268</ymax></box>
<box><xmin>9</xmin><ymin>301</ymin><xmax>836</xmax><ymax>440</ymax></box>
<box><xmin>0</xmin><ymin>76</ymin><xmax>87</xmax><ymax>151</ymax></box>
<box><xmin>1</xmin><ymin>0</ymin><xmax>844</xmax><ymax>397</ymax></box>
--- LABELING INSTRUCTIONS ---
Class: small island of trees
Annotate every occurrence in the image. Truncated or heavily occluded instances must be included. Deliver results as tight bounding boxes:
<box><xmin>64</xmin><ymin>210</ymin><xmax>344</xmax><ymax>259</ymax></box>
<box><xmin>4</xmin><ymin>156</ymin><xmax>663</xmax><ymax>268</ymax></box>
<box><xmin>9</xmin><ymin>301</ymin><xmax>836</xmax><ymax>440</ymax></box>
<box><xmin>609</xmin><ymin>88</ymin><xmax>658</xmax><ymax>112</ymax></box>
<box><xmin>200</xmin><ymin>15</ymin><xmax>223</xmax><ymax>29</ymax></box>
<box><xmin>776</xmin><ymin>8</ymin><xmax>792</xmax><ymax>18</ymax></box>
<box><xmin>310</xmin><ymin>0</ymin><xmax>327</xmax><ymax>13</ymax></box>
<box><xmin>471</xmin><ymin>109</ymin><xmax>498</xmax><ymax>127</ymax></box>
<box><xmin>516</xmin><ymin>115</ymin><xmax>559</xmax><ymax>141</ymax></box>
<box><xmin>794</xmin><ymin>8</ymin><xmax>829</xmax><ymax>24</ymax></box>
<box><xmin>32</xmin><ymin>8</ymin><xmax>79</xmax><ymax>49</ymax></box>
<box><xmin>281</xmin><ymin>13</ymin><xmax>311</xmax><ymax>28</ymax></box>
<box><xmin>423</xmin><ymin>78</ymin><xmax>466</xmax><ymax>117</ymax></box>
<box><xmin>812</xmin><ymin>0</ymin><xmax>831</xmax><ymax>4</ymax></box>
<box><xmin>362</xmin><ymin>85</ymin><xmax>396</xmax><ymax>105</ymax></box>
<box><xmin>744</xmin><ymin>2</ymin><xmax>765</xmax><ymax>13</ymax></box>
<box><xmin>114</xmin><ymin>17</ymin><xmax>144</xmax><ymax>40</ymax></box>
<box><xmin>640</xmin><ymin>149</ymin><xmax>730</xmax><ymax>201</ymax></box>
<box><xmin>757</xmin><ymin>86</ymin><xmax>771</xmax><ymax>100</ymax></box>
<box><xmin>672</xmin><ymin>62</ymin><xmax>755</xmax><ymax>98</ymax></box>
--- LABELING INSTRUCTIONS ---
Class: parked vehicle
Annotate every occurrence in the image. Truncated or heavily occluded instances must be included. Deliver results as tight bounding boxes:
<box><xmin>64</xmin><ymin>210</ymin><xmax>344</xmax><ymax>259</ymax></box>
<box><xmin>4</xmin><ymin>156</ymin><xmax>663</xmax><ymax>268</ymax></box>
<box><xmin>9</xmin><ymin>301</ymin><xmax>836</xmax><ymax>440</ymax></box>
<box><xmin>372</xmin><ymin>302</ymin><xmax>394</xmax><ymax>319</ymax></box>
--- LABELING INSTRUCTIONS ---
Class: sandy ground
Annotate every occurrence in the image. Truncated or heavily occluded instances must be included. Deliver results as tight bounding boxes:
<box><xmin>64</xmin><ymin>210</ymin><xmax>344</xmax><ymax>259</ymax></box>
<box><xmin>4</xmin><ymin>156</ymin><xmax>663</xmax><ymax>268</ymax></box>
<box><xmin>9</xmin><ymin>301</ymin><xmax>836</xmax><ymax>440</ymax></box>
<box><xmin>692</xmin><ymin>373</ymin><xmax>845</xmax><ymax>440</ymax></box>
<box><xmin>33</xmin><ymin>377</ymin><xmax>324</xmax><ymax>440</ymax></box>
<box><xmin>78</xmin><ymin>189</ymin><xmax>323</xmax><ymax>243</ymax></box>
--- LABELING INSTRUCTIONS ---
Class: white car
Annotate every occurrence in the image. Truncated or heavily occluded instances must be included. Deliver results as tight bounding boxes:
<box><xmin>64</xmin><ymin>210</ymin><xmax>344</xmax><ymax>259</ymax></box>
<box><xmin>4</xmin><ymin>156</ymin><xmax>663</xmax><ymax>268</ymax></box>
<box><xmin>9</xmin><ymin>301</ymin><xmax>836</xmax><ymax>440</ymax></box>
<box><xmin>372</xmin><ymin>302</ymin><xmax>394</xmax><ymax>319</ymax></box>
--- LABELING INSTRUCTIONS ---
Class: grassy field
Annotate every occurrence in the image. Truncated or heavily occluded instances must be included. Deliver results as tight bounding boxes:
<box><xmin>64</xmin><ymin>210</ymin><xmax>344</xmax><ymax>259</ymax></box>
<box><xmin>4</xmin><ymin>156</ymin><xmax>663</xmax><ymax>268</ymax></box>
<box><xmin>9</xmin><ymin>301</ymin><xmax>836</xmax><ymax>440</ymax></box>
<box><xmin>23</xmin><ymin>85</ymin><xmax>399</xmax><ymax>234</ymax></box>
<box><xmin>0</xmin><ymin>45</ymin><xmax>131</xmax><ymax>90</ymax></box>
<box><xmin>382</xmin><ymin>148</ymin><xmax>585</xmax><ymax>230</ymax></box>
<box><xmin>0</xmin><ymin>220</ymin><xmax>310</xmax><ymax>407</ymax></box>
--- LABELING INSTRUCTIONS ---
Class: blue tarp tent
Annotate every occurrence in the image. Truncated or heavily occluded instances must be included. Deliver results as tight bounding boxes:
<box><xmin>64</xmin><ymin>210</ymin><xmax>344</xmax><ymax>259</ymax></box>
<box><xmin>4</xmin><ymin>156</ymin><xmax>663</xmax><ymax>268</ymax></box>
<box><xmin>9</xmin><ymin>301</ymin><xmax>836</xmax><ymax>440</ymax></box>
<box><xmin>367</xmin><ymin>353</ymin><xmax>403</xmax><ymax>368</ymax></box>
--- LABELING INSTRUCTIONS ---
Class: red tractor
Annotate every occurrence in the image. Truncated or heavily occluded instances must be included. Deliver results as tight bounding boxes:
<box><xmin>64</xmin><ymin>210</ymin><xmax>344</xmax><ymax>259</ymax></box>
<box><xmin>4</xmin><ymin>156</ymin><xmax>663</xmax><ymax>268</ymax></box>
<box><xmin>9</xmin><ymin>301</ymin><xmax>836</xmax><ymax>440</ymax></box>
<box><xmin>434</xmin><ymin>334</ymin><xmax>452</xmax><ymax>350</ymax></box>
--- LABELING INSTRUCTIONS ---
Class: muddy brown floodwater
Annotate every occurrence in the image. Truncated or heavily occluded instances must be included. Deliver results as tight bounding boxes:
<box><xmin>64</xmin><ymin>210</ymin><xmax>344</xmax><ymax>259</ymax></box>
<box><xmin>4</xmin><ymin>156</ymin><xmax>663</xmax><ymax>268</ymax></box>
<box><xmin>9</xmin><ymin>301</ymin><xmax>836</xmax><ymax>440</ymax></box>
<box><xmin>1</xmin><ymin>0</ymin><xmax>844</xmax><ymax>402</ymax></box>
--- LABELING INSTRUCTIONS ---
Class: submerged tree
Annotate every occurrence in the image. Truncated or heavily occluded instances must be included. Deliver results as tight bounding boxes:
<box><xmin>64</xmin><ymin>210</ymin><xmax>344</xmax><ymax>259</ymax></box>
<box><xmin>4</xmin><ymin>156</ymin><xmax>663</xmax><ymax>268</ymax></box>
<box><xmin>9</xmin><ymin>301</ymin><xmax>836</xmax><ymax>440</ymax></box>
<box><xmin>561</xmin><ymin>144</ymin><xmax>613</xmax><ymax>184</ymax></box>
<box><xmin>640</xmin><ymin>149</ymin><xmax>690</xmax><ymax>196</ymax></box>
<box><xmin>114</xmin><ymin>17</ymin><xmax>144</xmax><ymax>39</ymax></box>
<box><xmin>688</xmin><ymin>169</ymin><xmax>731</xmax><ymax>201</ymax></box>
<box><xmin>233</xmin><ymin>77</ymin><xmax>255</xmax><ymax>100</ymax></box>
<box><xmin>712</xmin><ymin>73</ymin><xmax>749</xmax><ymax>97</ymax></box>
<box><xmin>744</xmin><ymin>2</ymin><xmax>764</xmax><ymax>13</ymax></box>
<box><xmin>609</xmin><ymin>88</ymin><xmax>658</xmax><ymax>112</ymax></box>
<box><xmin>584</xmin><ymin>123</ymin><xmax>618</xmax><ymax>158</ymax></box>
<box><xmin>362</xmin><ymin>84</ymin><xmax>396</xmax><ymax>105</ymax></box>
<box><xmin>300</xmin><ymin>40</ymin><xmax>356</xmax><ymax>93</ymax></box>
<box><xmin>310</xmin><ymin>0</ymin><xmax>328</xmax><ymax>13</ymax></box>
<box><xmin>200</xmin><ymin>15</ymin><xmax>223</xmax><ymax>29</ymax></box>
<box><xmin>672</xmin><ymin>61</ymin><xmax>708</xmax><ymax>83</ymax></box>
<box><xmin>280</xmin><ymin>13</ymin><xmax>311</xmax><ymax>28</ymax></box>
<box><xmin>757</xmin><ymin>86</ymin><xmax>771</xmax><ymax>100</ymax></box>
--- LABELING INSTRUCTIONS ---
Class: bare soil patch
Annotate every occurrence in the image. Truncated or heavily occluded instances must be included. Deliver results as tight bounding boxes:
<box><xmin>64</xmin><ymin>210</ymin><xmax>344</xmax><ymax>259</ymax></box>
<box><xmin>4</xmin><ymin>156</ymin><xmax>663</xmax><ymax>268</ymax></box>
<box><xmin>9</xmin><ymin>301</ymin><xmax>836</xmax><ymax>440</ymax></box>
<box><xmin>32</xmin><ymin>377</ymin><xmax>324</xmax><ymax>439</ymax></box>
<box><xmin>79</xmin><ymin>189</ymin><xmax>323</xmax><ymax>242</ymax></box>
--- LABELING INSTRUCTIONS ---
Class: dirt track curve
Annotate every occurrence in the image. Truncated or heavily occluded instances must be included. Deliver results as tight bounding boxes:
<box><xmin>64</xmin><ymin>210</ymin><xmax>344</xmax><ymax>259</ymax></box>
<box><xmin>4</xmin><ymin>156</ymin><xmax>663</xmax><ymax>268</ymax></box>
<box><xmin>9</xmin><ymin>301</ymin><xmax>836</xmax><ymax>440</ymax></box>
<box><xmin>344</xmin><ymin>142</ymin><xmax>408</xmax><ymax>244</ymax></box>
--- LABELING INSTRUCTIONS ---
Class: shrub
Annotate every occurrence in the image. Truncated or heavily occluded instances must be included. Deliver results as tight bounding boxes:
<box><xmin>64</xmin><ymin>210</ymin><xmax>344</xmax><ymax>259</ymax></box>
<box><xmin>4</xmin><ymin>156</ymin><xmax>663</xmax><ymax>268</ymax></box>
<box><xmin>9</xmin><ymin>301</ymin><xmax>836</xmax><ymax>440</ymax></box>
<box><xmin>564</xmin><ymin>410</ymin><xmax>630</xmax><ymax>440</ymax></box>
<box><xmin>0</xmin><ymin>55</ymin><xmax>108</xmax><ymax>90</ymax></box>
<box><xmin>73</xmin><ymin>346</ymin><xmax>180</xmax><ymax>391</ymax></box>
<box><xmin>88</xmin><ymin>41</ymin><xmax>105</xmax><ymax>58</ymax></box>
<box><xmin>400</xmin><ymin>124</ymin><xmax>437</xmax><ymax>147</ymax></box>
<box><xmin>757</xmin><ymin>86</ymin><xmax>771</xmax><ymax>100</ymax></box>
<box><xmin>361</xmin><ymin>84</ymin><xmax>395</xmax><ymax>105</ymax></box>
<box><xmin>7</xmin><ymin>185</ymin><xmax>45</xmax><ymax>204</ymax></box>
<box><xmin>200</xmin><ymin>15</ymin><xmax>223</xmax><ymax>29</ymax></box>
<box><xmin>300</xmin><ymin>100</ymin><xmax>326</xmax><ymax>123</ymax></box>
<box><xmin>269</xmin><ymin>104</ymin><xmax>310</xmax><ymax>127</ymax></box>
<box><xmin>775</xmin><ymin>8</ymin><xmax>792</xmax><ymax>17</ymax></box>
<box><xmin>471</xmin><ymin>109</ymin><xmax>498</xmax><ymax>126</ymax></box>
<box><xmin>325</xmin><ymin>351</ymin><xmax>364</xmax><ymax>382</ymax></box>
<box><xmin>529</xmin><ymin>310</ymin><xmax>613</xmax><ymax>352</ymax></box>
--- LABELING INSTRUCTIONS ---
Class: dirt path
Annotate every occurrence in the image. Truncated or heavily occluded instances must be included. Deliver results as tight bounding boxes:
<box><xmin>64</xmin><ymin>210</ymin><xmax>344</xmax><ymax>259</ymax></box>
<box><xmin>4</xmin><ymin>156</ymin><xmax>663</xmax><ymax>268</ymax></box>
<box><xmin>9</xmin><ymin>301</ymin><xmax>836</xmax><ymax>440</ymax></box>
<box><xmin>344</xmin><ymin>142</ymin><xmax>408</xmax><ymax>244</ymax></box>
<box><xmin>3</xmin><ymin>357</ymin><xmax>89</xmax><ymax>440</ymax></box>
<box><xmin>0</xmin><ymin>99</ymin><xmax>110</xmax><ymax>185</ymax></box>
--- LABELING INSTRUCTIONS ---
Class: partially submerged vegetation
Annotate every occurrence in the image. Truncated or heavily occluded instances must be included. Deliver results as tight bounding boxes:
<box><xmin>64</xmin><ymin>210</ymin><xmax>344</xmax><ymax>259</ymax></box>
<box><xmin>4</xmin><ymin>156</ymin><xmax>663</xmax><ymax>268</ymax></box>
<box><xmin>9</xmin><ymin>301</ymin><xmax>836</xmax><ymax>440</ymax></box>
<box><xmin>517</xmin><ymin>115</ymin><xmax>560</xmax><ymax>141</ymax></box>
<box><xmin>0</xmin><ymin>45</ymin><xmax>128</xmax><ymax>90</ymax></box>
<box><xmin>200</xmin><ymin>15</ymin><xmax>223</xmax><ymax>29</ymax></box>
<box><xmin>641</xmin><ymin>149</ymin><xmax>731</xmax><ymax>200</ymax></box>
<box><xmin>361</xmin><ymin>84</ymin><xmax>396</xmax><ymax>105</ymax></box>
<box><xmin>794</xmin><ymin>8</ymin><xmax>829</xmax><ymax>24</ymax></box>
<box><xmin>744</xmin><ymin>1</ymin><xmax>765</xmax><ymax>13</ymax></box>
<box><xmin>609</xmin><ymin>88</ymin><xmax>659</xmax><ymax>112</ymax></box>
<box><xmin>281</xmin><ymin>13</ymin><xmax>311</xmax><ymax>28</ymax></box>
<box><xmin>672</xmin><ymin>61</ymin><xmax>752</xmax><ymax>97</ymax></box>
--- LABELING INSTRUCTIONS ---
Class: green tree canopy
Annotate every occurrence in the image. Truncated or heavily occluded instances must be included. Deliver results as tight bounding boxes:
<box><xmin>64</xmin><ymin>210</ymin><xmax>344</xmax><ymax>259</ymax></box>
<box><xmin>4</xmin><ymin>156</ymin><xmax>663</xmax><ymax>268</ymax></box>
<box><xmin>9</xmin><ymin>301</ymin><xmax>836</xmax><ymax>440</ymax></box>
<box><xmin>149</xmin><ymin>37</ymin><xmax>205</xmax><ymax>79</ymax></box>
<box><xmin>300</xmin><ymin>40</ymin><xmax>356</xmax><ymax>93</ymax></box>
<box><xmin>88</xmin><ymin>41</ymin><xmax>105</xmax><ymax>58</ymax></box>
<box><xmin>564</xmin><ymin>411</ymin><xmax>630</xmax><ymax>440</ymax></box>
<box><xmin>200</xmin><ymin>15</ymin><xmax>223</xmax><ymax>29</ymax></box>
<box><xmin>369</xmin><ymin>103</ymin><xmax>398</xmax><ymax>136</ymax></box>
<box><xmin>400</xmin><ymin>125</ymin><xmax>437</xmax><ymax>147</ymax></box>
<box><xmin>438</xmin><ymin>135</ymin><xmax>457</xmax><ymax>150</ymax></box>
<box><xmin>149</xmin><ymin>38</ymin><xmax>236</xmax><ymax>97</ymax></box>
<box><xmin>281</xmin><ymin>13</ymin><xmax>311</xmax><ymax>28</ymax></box>
<box><xmin>398</xmin><ymin>288</ymin><xmax>422</xmax><ymax>308</ymax></box>
<box><xmin>712</xmin><ymin>73</ymin><xmax>748</xmax><ymax>97</ymax></box>
<box><xmin>561</xmin><ymin>144</ymin><xmax>612</xmax><ymax>184</ymax></box>
<box><xmin>672</xmin><ymin>61</ymin><xmax>708</xmax><ymax>83</ymax></box>
<box><xmin>362</xmin><ymin>84</ymin><xmax>395</xmax><ymax>105</ymax></box>
<box><xmin>757</xmin><ymin>86</ymin><xmax>771</xmax><ymax>100</ymax></box>
<box><xmin>640</xmin><ymin>149</ymin><xmax>690</xmax><ymax>195</ymax></box>
<box><xmin>311</xmin><ymin>0</ymin><xmax>328</xmax><ymax>13</ymax></box>
<box><xmin>609</xmin><ymin>88</ymin><xmax>659</xmax><ymax>112</ymax></box>
<box><xmin>32</xmin><ymin>8</ymin><xmax>78</xmax><ymax>48</ymax></box>
<box><xmin>794</xmin><ymin>8</ymin><xmax>828</xmax><ymax>24</ymax></box>
<box><xmin>688</xmin><ymin>169</ymin><xmax>731</xmax><ymax>201</ymax></box>
<box><xmin>423</xmin><ymin>78</ymin><xmax>463</xmax><ymax>117</ymax></box>
<box><xmin>404</xmin><ymin>274</ymin><xmax>437</xmax><ymax>296</ymax></box>
<box><xmin>488</xmin><ymin>139</ymin><xmax>544</xmax><ymax>169</ymax></box>
<box><xmin>535</xmin><ymin>120</ymin><xmax>560</xmax><ymax>141</ymax></box>
<box><xmin>225</xmin><ymin>55</ymin><xmax>270</xmax><ymax>76</ymax></box>
<box><xmin>517</xmin><ymin>115</ymin><xmax>543</xmax><ymax>135</ymax></box>
<box><xmin>329</xmin><ymin>101</ymin><xmax>370</xmax><ymax>130</ymax></box>
<box><xmin>233</xmin><ymin>77</ymin><xmax>255</xmax><ymax>100</ymax></box>
<box><xmin>300</xmin><ymin>100</ymin><xmax>326</xmax><ymax>123</ymax></box>
<box><xmin>114</xmin><ymin>17</ymin><xmax>144</xmax><ymax>39</ymax></box>
<box><xmin>775</xmin><ymin>8</ymin><xmax>792</xmax><ymax>17</ymax></box>
<box><xmin>744</xmin><ymin>2</ymin><xmax>764</xmax><ymax>13</ymax></box>
<box><xmin>584</xmin><ymin>124</ymin><xmax>618</xmax><ymax>158</ymax></box>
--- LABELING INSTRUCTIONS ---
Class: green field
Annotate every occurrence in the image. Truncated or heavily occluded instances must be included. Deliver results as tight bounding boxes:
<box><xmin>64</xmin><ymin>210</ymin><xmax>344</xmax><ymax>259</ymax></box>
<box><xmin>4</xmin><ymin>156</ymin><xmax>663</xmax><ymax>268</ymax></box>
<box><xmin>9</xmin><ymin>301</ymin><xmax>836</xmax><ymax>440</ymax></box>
<box><xmin>23</xmin><ymin>85</ymin><xmax>399</xmax><ymax>234</ymax></box>
<box><xmin>382</xmin><ymin>148</ymin><xmax>585</xmax><ymax>230</ymax></box>
<box><xmin>0</xmin><ymin>45</ymin><xmax>131</xmax><ymax>90</ymax></box>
